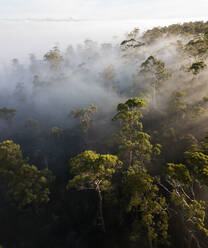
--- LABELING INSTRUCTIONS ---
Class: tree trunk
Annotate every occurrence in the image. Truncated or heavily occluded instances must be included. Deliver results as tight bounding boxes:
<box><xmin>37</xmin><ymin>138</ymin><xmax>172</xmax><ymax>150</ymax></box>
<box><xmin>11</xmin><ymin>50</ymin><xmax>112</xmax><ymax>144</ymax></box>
<box><xmin>153</xmin><ymin>82</ymin><xmax>156</xmax><ymax>108</ymax></box>
<box><xmin>96</xmin><ymin>185</ymin><xmax>106</xmax><ymax>232</ymax></box>
<box><xmin>129</xmin><ymin>150</ymin><xmax>133</xmax><ymax>166</ymax></box>
<box><xmin>44</xmin><ymin>156</ymin><xmax>49</xmax><ymax>169</ymax></box>
<box><xmin>147</xmin><ymin>226</ymin><xmax>153</xmax><ymax>248</ymax></box>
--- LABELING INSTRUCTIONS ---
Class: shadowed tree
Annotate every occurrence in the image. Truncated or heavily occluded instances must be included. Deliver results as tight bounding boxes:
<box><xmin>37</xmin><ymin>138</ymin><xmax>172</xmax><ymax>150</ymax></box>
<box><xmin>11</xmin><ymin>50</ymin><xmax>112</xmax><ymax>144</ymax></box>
<box><xmin>157</xmin><ymin>134</ymin><xmax>208</xmax><ymax>248</ymax></box>
<box><xmin>0</xmin><ymin>140</ymin><xmax>54</xmax><ymax>210</ymax></box>
<box><xmin>113</xmin><ymin>98</ymin><xmax>161</xmax><ymax>167</ymax></box>
<box><xmin>0</xmin><ymin>107</ymin><xmax>17</xmax><ymax>129</ymax></box>
<box><xmin>67</xmin><ymin>150</ymin><xmax>122</xmax><ymax>232</ymax></box>
<box><xmin>51</xmin><ymin>127</ymin><xmax>64</xmax><ymax>141</ymax></box>
<box><xmin>188</xmin><ymin>61</ymin><xmax>207</xmax><ymax>76</ymax></box>
<box><xmin>124</xmin><ymin>164</ymin><xmax>168</xmax><ymax>248</ymax></box>
<box><xmin>70</xmin><ymin>104</ymin><xmax>98</xmax><ymax>134</ymax></box>
<box><xmin>140</xmin><ymin>56</ymin><xmax>170</xmax><ymax>107</ymax></box>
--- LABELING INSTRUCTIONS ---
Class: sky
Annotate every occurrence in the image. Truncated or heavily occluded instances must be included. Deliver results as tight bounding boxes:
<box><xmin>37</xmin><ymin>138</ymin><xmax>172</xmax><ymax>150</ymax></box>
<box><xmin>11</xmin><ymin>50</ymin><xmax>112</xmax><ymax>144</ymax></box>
<box><xmin>0</xmin><ymin>0</ymin><xmax>208</xmax><ymax>20</ymax></box>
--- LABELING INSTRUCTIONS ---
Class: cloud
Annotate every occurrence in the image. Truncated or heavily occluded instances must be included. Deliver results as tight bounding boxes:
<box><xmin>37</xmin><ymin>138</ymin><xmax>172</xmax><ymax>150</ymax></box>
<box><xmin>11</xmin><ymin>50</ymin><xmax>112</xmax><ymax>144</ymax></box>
<box><xmin>1</xmin><ymin>0</ymin><xmax>208</xmax><ymax>20</ymax></box>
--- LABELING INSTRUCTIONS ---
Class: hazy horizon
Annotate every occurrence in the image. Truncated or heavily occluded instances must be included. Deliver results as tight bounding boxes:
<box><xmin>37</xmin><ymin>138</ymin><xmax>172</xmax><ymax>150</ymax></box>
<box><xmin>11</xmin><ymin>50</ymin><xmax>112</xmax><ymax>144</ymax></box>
<box><xmin>1</xmin><ymin>16</ymin><xmax>208</xmax><ymax>65</ymax></box>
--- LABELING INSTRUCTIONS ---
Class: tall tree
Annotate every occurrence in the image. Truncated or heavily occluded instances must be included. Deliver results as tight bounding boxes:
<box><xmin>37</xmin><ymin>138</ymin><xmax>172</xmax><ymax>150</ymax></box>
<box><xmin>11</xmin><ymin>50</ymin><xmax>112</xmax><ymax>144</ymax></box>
<box><xmin>67</xmin><ymin>150</ymin><xmax>122</xmax><ymax>232</ymax></box>
<box><xmin>124</xmin><ymin>164</ymin><xmax>168</xmax><ymax>248</ymax></box>
<box><xmin>112</xmin><ymin>98</ymin><xmax>161</xmax><ymax>167</ymax></box>
<box><xmin>140</xmin><ymin>56</ymin><xmax>170</xmax><ymax>107</ymax></box>
<box><xmin>70</xmin><ymin>104</ymin><xmax>98</xmax><ymax>134</ymax></box>
<box><xmin>0</xmin><ymin>140</ymin><xmax>54</xmax><ymax>210</ymax></box>
<box><xmin>0</xmin><ymin>107</ymin><xmax>16</xmax><ymax>129</ymax></box>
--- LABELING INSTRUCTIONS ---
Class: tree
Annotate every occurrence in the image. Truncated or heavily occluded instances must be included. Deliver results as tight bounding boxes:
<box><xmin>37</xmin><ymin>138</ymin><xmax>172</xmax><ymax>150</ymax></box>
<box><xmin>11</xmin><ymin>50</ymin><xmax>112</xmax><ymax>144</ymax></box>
<box><xmin>0</xmin><ymin>140</ymin><xmax>54</xmax><ymax>209</ymax></box>
<box><xmin>32</xmin><ymin>74</ymin><xmax>41</xmax><ymax>87</ymax></box>
<box><xmin>67</xmin><ymin>150</ymin><xmax>122</xmax><ymax>232</ymax></box>
<box><xmin>127</xmin><ymin>28</ymin><xmax>140</xmax><ymax>40</ymax></box>
<box><xmin>185</xmin><ymin>35</ymin><xmax>208</xmax><ymax>60</ymax></box>
<box><xmin>7</xmin><ymin>164</ymin><xmax>53</xmax><ymax>209</ymax></box>
<box><xmin>120</xmin><ymin>39</ymin><xmax>145</xmax><ymax>50</ymax></box>
<box><xmin>25</xmin><ymin>118</ymin><xmax>39</xmax><ymax>129</ymax></box>
<box><xmin>167</xmin><ymin>91</ymin><xmax>208</xmax><ymax>124</ymax></box>
<box><xmin>124</xmin><ymin>164</ymin><xmax>168</xmax><ymax>248</ymax></box>
<box><xmin>112</xmin><ymin>98</ymin><xmax>161</xmax><ymax>167</ymax></box>
<box><xmin>0</xmin><ymin>107</ymin><xmax>17</xmax><ymax>129</ymax></box>
<box><xmin>188</xmin><ymin>61</ymin><xmax>207</xmax><ymax>76</ymax></box>
<box><xmin>168</xmin><ymin>91</ymin><xmax>187</xmax><ymax>122</ymax></box>
<box><xmin>140</xmin><ymin>56</ymin><xmax>170</xmax><ymax>107</ymax></box>
<box><xmin>70</xmin><ymin>104</ymin><xmax>98</xmax><ymax>133</ymax></box>
<box><xmin>44</xmin><ymin>46</ymin><xmax>64</xmax><ymax>70</ymax></box>
<box><xmin>14</xmin><ymin>82</ymin><xmax>26</xmax><ymax>102</ymax></box>
<box><xmin>160</xmin><ymin>134</ymin><xmax>208</xmax><ymax>248</ymax></box>
<box><xmin>51</xmin><ymin>127</ymin><xmax>64</xmax><ymax>141</ymax></box>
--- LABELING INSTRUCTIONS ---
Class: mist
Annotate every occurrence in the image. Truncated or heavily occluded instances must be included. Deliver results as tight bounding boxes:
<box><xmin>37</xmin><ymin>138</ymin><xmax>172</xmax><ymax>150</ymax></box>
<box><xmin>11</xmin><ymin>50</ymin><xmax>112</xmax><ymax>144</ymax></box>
<box><xmin>1</xmin><ymin>20</ymin><xmax>208</xmax><ymax>140</ymax></box>
<box><xmin>1</xmin><ymin>17</ymin><xmax>207</xmax><ymax>63</ymax></box>
<box><xmin>1</xmin><ymin>17</ymin><xmax>208</xmax><ymax>248</ymax></box>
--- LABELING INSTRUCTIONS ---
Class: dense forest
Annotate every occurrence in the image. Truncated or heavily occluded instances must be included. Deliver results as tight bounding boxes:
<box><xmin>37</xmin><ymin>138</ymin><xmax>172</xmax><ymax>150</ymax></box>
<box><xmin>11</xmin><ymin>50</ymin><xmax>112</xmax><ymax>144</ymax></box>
<box><xmin>1</xmin><ymin>21</ymin><xmax>208</xmax><ymax>248</ymax></box>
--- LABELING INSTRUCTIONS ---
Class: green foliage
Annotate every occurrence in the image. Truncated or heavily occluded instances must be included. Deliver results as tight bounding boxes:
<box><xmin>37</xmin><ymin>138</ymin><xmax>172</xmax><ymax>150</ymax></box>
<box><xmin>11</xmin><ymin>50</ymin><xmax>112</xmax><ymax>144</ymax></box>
<box><xmin>25</xmin><ymin>118</ymin><xmax>39</xmax><ymax>129</ymax></box>
<box><xmin>140</xmin><ymin>56</ymin><xmax>170</xmax><ymax>85</ymax></box>
<box><xmin>0</xmin><ymin>140</ymin><xmax>54</xmax><ymax>209</ymax></box>
<box><xmin>3</xmin><ymin>20</ymin><xmax>208</xmax><ymax>248</ymax></box>
<box><xmin>127</xmin><ymin>28</ymin><xmax>140</xmax><ymax>39</ymax></box>
<box><xmin>120</xmin><ymin>39</ymin><xmax>145</xmax><ymax>50</ymax></box>
<box><xmin>67</xmin><ymin>150</ymin><xmax>122</xmax><ymax>192</ymax></box>
<box><xmin>140</xmin><ymin>56</ymin><xmax>170</xmax><ymax>106</ymax></box>
<box><xmin>113</xmin><ymin>98</ymin><xmax>160</xmax><ymax>166</ymax></box>
<box><xmin>143</xmin><ymin>21</ymin><xmax>208</xmax><ymax>43</ymax></box>
<box><xmin>44</xmin><ymin>46</ymin><xmax>64</xmax><ymax>70</ymax></box>
<box><xmin>124</xmin><ymin>164</ymin><xmax>168</xmax><ymax>245</ymax></box>
<box><xmin>51</xmin><ymin>127</ymin><xmax>64</xmax><ymax>139</ymax></box>
<box><xmin>167</xmin><ymin>90</ymin><xmax>208</xmax><ymax>123</ymax></box>
<box><xmin>101</xmin><ymin>64</ymin><xmax>116</xmax><ymax>82</ymax></box>
<box><xmin>166</xmin><ymin>163</ymin><xmax>192</xmax><ymax>185</ymax></box>
<box><xmin>7</xmin><ymin>164</ymin><xmax>53</xmax><ymax>209</ymax></box>
<box><xmin>168</xmin><ymin>91</ymin><xmax>187</xmax><ymax>120</ymax></box>
<box><xmin>0</xmin><ymin>107</ymin><xmax>16</xmax><ymax>125</ymax></box>
<box><xmin>164</xmin><ymin>134</ymin><xmax>208</xmax><ymax>245</ymax></box>
<box><xmin>0</xmin><ymin>140</ymin><xmax>25</xmax><ymax>175</ymax></box>
<box><xmin>188</xmin><ymin>61</ymin><xmax>207</xmax><ymax>75</ymax></box>
<box><xmin>70</xmin><ymin>104</ymin><xmax>98</xmax><ymax>133</ymax></box>
<box><xmin>185</xmin><ymin>35</ymin><xmax>208</xmax><ymax>59</ymax></box>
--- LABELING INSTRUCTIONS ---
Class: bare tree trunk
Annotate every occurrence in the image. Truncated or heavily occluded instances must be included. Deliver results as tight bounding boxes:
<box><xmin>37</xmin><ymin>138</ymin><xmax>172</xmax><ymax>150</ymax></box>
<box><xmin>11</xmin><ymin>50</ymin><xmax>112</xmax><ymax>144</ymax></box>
<box><xmin>187</xmin><ymin>231</ymin><xmax>192</xmax><ymax>248</ymax></box>
<box><xmin>148</xmin><ymin>226</ymin><xmax>153</xmax><ymax>248</ymax></box>
<box><xmin>44</xmin><ymin>156</ymin><xmax>49</xmax><ymax>169</ymax></box>
<box><xmin>153</xmin><ymin>82</ymin><xmax>156</xmax><ymax>108</ymax></box>
<box><xmin>129</xmin><ymin>150</ymin><xmax>133</xmax><ymax>166</ymax></box>
<box><xmin>96</xmin><ymin>185</ymin><xmax>106</xmax><ymax>232</ymax></box>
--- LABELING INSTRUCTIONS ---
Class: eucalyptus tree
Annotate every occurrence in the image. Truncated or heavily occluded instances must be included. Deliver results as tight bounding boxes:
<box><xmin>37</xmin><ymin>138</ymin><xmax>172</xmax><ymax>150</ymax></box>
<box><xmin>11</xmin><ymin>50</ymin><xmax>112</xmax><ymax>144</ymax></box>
<box><xmin>112</xmin><ymin>98</ymin><xmax>161</xmax><ymax>167</ymax></box>
<box><xmin>140</xmin><ymin>56</ymin><xmax>170</xmax><ymax>107</ymax></box>
<box><xmin>124</xmin><ymin>164</ymin><xmax>168</xmax><ymax>248</ymax></box>
<box><xmin>44</xmin><ymin>46</ymin><xmax>64</xmax><ymax>71</ymax></box>
<box><xmin>0</xmin><ymin>140</ymin><xmax>54</xmax><ymax>210</ymax></box>
<box><xmin>0</xmin><ymin>107</ymin><xmax>17</xmax><ymax>129</ymax></box>
<box><xmin>70</xmin><ymin>104</ymin><xmax>98</xmax><ymax>134</ymax></box>
<box><xmin>157</xmin><ymin>134</ymin><xmax>208</xmax><ymax>248</ymax></box>
<box><xmin>67</xmin><ymin>150</ymin><xmax>122</xmax><ymax>232</ymax></box>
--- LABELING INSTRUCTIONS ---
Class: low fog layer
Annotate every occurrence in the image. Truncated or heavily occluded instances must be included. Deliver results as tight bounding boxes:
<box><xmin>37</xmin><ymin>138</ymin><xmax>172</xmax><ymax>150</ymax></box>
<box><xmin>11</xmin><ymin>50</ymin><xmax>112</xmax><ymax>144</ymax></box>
<box><xmin>1</xmin><ymin>17</ymin><xmax>207</xmax><ymax>63</ymax></box>
<box><xmin>1</xmin><ymin>22</ymin><xmax>208</xmax><ymax>140</ymax></box>
<box><xmin>1</xmin><ymin>21</ymin><xmax>208</xmax><ymax>248</ymax></box>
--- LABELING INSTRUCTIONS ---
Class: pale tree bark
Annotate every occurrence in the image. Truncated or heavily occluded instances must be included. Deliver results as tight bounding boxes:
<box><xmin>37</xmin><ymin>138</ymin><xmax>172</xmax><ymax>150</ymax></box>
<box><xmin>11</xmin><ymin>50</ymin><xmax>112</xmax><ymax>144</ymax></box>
<box><xmin>95</xmin><ymin>180</ymin><xmax>106</xmax><ymax>232</ymax></box>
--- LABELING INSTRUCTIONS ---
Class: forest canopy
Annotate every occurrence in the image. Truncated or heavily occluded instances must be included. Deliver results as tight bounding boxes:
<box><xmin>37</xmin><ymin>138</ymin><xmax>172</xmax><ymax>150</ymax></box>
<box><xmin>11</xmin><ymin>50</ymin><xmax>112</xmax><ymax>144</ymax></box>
<box><xmin>1</xmin><ymin>21</ymin><xmax>208</xmax><ymax>248</ymax></box>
